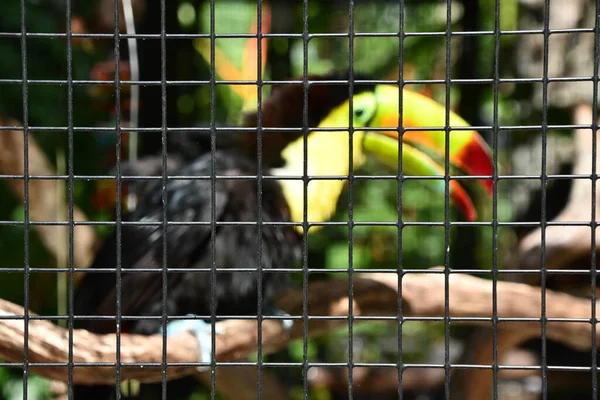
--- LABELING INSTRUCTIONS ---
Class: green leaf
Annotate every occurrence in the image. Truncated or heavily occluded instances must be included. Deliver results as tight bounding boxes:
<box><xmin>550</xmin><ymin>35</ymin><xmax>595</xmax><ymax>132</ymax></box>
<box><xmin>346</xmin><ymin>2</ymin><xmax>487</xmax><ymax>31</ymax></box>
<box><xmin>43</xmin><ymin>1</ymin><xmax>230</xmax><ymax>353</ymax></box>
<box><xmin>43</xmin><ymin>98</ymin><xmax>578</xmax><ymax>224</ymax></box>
<box><xmin>2</xmin><ymin>375</ymin><xmax>50</xmax><ymax>400</ymax></box>
<box><xmin>324</xmin><ymin>243</ymin><xmax>371</xmax><ymax>271</ymax></box>
<box><xmin>288</xmin><ymin>339</ymin><xmax>317</xmax><ymax>363</ymax></box>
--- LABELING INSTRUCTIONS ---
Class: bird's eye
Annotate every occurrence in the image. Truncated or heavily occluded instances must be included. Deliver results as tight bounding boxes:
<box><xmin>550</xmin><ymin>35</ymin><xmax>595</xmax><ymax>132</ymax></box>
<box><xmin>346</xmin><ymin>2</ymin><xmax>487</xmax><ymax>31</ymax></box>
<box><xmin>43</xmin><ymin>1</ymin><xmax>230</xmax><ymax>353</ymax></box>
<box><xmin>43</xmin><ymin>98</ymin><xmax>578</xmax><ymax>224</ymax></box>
<box><xmin>351</xmin><ymin>93</ymin><xmax>377</xmax><ymax>126</ymax></box>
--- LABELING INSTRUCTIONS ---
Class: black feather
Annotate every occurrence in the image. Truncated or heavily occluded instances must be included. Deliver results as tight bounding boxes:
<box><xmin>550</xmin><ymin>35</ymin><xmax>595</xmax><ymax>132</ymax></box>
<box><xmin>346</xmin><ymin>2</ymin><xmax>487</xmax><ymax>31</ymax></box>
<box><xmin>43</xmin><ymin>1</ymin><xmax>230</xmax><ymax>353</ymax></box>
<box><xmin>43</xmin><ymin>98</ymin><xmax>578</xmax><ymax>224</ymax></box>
<box><xmin>73</xmin><ymin>151</ymin><xmax>301</xmax><ymax>399</ymax></box>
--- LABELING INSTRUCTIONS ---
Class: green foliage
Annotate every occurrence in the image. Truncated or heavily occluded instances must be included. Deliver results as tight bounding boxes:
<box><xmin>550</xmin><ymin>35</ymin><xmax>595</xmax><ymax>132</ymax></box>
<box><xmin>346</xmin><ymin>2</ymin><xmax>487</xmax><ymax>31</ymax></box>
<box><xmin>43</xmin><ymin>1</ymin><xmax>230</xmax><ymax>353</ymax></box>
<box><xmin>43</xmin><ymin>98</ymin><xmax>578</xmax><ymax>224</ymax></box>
<box><xmin>2</xmin><ymin>375</ymin><xmax>49</xmax><ymax>400</ymax></box>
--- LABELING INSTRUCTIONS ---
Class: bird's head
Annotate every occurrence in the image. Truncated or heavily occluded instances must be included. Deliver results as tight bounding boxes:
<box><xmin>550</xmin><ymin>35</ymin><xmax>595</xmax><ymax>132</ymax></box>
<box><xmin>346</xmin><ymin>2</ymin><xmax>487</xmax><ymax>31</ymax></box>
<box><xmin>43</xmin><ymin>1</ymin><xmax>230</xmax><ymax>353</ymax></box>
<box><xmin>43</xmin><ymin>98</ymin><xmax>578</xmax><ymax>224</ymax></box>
<box><xmin>244</xmin><ymin>73</ymin><xmax>493</xmax><ymax>232</ymax></box>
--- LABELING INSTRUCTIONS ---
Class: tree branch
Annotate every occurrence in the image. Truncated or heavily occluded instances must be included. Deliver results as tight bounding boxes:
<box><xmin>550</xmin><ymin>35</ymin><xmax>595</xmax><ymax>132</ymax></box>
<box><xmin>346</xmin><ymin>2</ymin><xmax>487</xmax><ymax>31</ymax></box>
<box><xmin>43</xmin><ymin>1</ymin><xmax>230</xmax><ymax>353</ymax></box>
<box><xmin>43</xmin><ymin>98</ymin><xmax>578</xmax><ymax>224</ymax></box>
<box><xmin>308</xmin><ymin>349</ymin><xmax>540</xmax><ymax>396</ymax></box>
<box><xmin>0</xmin><ymin>117</ymin><xmax>98</xmax><ymax>272</ymax></box>
<box><xmin>515</xmin><ymin>103</ymin><xmax>600</xmax><ymax>277</ymax></box>
<box><xmin>0</xmin><ymin>270</ymin><xmax>597</xmax><ymax>386</ymax></box>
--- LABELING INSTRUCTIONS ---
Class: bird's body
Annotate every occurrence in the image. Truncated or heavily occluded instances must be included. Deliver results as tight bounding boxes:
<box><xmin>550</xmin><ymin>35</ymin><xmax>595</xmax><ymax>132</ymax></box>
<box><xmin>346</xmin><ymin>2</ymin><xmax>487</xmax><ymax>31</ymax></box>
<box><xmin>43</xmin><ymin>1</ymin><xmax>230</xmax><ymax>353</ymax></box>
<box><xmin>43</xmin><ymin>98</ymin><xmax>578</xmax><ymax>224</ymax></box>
<box><xmin>73</xmin><ymin>151</ymin><xmax>301</xmax><ymax>399</ymax></box>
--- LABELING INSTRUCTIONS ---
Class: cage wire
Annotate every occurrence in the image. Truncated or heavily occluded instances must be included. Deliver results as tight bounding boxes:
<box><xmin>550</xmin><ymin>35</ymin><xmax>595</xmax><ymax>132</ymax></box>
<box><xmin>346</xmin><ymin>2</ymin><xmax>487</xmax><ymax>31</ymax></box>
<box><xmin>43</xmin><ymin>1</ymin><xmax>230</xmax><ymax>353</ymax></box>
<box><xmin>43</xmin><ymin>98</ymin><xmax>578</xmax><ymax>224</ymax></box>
<box><xmin>1</xmin><ymin>0</ymin><xmax>600</xmax><ymax>399</ymax></box>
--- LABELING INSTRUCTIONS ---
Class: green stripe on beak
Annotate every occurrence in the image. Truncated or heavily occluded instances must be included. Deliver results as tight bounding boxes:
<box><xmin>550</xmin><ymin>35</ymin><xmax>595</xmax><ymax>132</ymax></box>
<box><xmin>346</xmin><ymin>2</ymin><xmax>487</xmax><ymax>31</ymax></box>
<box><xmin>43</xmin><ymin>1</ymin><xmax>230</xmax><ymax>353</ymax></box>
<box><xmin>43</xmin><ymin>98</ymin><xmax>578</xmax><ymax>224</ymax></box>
<box><xmin>362</xmin><ymin>133</ymin><xmax>477</xmax><ymax>221</ymax></box>
<box><xmin>361</xmin><ymin>85</ymin><xmax>493</xmax><ymax>221</ymax></box>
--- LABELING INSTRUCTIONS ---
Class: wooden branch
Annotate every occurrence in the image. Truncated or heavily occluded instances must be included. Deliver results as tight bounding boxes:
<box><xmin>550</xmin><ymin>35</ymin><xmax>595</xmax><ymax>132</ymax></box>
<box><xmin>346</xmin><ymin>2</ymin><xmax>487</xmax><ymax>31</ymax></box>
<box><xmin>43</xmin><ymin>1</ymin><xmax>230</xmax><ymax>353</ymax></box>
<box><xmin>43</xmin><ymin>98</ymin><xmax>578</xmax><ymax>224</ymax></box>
<box><xmin>0</xmin><ymin>270</ymin><xmax>598</xmax><ymax>386</ymax></box>
<box><xmin>515</xmin><ymin>103</ymin><xmax>600</xmax><ymax>276</ymax></box>
<box><xmin>0</xmin><ymin>117</ymin><xmax>98</xmax><ymax>272</ymax></box>
<box><xmin>196</xmin><ymin>367</ymin><xmax>292</xmax><ymax>400</ymax></box>
<box><xmin>308</xmin><ymin>349</ymin><xmax>539</xmax><ymax>395</ymax></box>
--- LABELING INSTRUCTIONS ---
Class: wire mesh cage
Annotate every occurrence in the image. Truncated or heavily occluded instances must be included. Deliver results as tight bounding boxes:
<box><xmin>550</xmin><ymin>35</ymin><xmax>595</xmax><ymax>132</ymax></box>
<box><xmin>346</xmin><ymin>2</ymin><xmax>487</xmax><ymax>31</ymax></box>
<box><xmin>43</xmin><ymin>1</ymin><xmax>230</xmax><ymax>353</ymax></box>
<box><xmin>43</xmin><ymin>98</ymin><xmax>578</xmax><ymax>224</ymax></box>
<box><xmin>0</xmin><ymin>0</ymin><xmax>599</xmax><ymax>399</ymax></box>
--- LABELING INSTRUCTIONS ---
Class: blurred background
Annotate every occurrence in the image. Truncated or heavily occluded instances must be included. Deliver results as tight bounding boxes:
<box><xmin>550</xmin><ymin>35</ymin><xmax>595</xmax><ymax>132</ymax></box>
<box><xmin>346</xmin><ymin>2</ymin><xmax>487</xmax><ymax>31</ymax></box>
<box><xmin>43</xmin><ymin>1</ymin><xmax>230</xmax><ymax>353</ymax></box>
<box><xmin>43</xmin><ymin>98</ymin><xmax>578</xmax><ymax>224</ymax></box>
<box><xmin>0</xmin><ymin>0</ymin><xmax>597</xmax><ymax>399</ymax></box>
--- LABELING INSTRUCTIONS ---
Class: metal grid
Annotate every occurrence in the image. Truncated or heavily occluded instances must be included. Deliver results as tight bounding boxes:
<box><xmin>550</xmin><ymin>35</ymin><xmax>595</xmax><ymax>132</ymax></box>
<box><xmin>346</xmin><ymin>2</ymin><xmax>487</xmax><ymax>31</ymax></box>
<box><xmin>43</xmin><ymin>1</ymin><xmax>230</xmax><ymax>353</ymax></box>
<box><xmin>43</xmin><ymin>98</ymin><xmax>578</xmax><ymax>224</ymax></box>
<box><xmin>0</xmin><ymin>0</ymin><xmax>599</xmax><ymax>399</ymax></box>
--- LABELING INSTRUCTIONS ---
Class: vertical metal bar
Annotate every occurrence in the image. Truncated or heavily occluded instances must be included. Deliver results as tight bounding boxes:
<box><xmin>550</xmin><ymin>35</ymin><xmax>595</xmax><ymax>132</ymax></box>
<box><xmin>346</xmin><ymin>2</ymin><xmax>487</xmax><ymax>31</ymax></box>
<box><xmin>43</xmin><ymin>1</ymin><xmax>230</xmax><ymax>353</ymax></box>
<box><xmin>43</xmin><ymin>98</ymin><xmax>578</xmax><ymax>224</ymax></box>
<box><xmin>396</xmin><ymin>2</ymin><xmax>405</xmax><ymax>399</ymax></box>
<box><xmin>209</xmin><ymin>0</ymin><xmax>217</xmax><ymax>398</ymax></box>
<box><xmin>160</xmin><ymin>0</ymin><xmax>169</xmax><ymax>398</ymax></box>
<box><xmin>590</xmin><ymin>0</ymin><xmax>600</xmax><ymax>396</ymax></box>
<box><xmin>112</xmin><ymin>0</ymin><xmax>123</xmax><ymax>397</ymax></box>
<box><xmin>540</xmin><ymin>1</ymin><xmax>551</xmax><ymax>397</ymax></box>
<box><xmin>56</xmin><ymin>147</ymin><xmax>67</xmax><ymax>328</ymax></box>
<box><xmin>256</xmin><ymin>1</ymin><xmax>264</xmax><ymax>399</ymax></box>
<box><xmin>65</xmin><ymin>0</ymin><xmax>76</xmax><ymax>397</ymax></box>
<box><xmin>491</xmin><ymin>0</ymin><xmax>501</xmax><ymax>398</ymax></box>
<box><xmin>301</xmin><ymin>1</ymin><xmax>310</xmax><ymax>399</ymax></box>
<box><xmin>443</xmin><ymin>0</ymin><xmax>452</xmax><ymax>397</ymax></box>
<box><xmin>347</xmin><ymin>2</ymin><xmax>355</xmax><ymax>400</ymax></box>
<box><xmin>19</xmin><ymin>0</ymin><xmax>30</xmax><ymax>397</ymax></box>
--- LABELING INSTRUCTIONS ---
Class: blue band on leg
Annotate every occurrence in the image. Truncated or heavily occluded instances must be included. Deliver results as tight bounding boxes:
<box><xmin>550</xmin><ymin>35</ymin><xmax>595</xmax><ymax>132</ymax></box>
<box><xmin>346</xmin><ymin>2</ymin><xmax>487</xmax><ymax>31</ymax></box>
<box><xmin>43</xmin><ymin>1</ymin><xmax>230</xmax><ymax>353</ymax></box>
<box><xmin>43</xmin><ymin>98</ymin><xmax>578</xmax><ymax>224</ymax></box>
<box><xmin>160</xmin><ymin>314</ymin><xmax>221</xmax><ymax>366</ymax></box>
<box><xmin>262</xmin><ymin>307</ymin><xmax>294</xmax><ymax>332</ymax></box>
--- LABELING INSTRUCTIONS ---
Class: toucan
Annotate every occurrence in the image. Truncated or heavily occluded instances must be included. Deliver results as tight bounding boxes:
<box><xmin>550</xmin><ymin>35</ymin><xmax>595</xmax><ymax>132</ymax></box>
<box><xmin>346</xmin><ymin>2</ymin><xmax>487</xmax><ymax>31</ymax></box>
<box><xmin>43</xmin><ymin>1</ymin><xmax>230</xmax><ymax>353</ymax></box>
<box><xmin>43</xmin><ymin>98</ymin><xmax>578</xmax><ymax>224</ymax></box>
<box><xmin>72</xmin><ymin>72</ymin><xmax>493</xmax><ymax>400</ymax></box>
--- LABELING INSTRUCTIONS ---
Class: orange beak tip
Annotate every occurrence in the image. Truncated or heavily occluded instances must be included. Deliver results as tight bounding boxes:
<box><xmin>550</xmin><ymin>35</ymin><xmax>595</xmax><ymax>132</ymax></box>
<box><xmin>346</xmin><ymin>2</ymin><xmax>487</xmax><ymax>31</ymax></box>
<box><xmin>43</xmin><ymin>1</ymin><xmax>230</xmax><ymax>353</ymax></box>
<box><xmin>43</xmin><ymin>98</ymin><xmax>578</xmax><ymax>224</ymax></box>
<box><xmin>455</xmin><ymin>135</ymin><xmax>494</xmax><ymax>196</ymax></box>
<box><xmin>467</xmin><ymin>208</ymin><xmax>478</xmax><ymax>222</ymax></box>
<box><xmin>450</xmin><ymin>181</ymin><xmax>478</xmax><ymax>222</ymax></box>
<box><xmin>457</xmin><ymin>197</ymin><xmax>478</xmax><ymax>222</ymax></box>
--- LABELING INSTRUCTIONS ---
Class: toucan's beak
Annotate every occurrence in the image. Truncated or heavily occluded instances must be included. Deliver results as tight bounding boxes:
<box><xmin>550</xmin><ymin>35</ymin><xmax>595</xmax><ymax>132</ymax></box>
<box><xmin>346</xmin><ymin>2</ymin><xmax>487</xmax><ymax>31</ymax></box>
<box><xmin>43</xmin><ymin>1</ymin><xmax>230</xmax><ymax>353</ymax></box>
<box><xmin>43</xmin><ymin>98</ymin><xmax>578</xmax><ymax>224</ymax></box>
<box><xmin>361</xmin><ymin>85</ymin><xmax>493</xmax><ymax>221</ymax></box>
